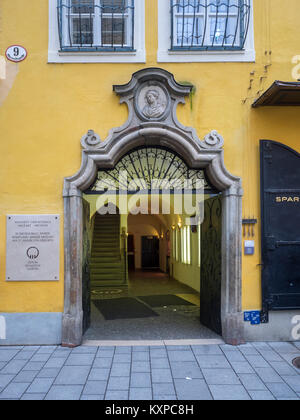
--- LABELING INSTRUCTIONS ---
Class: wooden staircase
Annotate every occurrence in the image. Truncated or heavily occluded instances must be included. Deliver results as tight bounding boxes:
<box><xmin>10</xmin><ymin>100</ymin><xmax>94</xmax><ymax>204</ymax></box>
<box><xmin>90</xmin><ymin>214</ymin><xmax>125</xmax><ymax>287</ymax></box>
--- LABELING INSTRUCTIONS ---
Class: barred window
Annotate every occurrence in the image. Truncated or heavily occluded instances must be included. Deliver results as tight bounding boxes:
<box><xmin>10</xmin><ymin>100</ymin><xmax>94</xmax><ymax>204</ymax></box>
<box><xmin>57</xmin><ymin>0</ymin><xmax>135</xmax><ymax>51</ymax></box>
<box><xmin>171</xmin><ymin>0</ymin><xmax>251</xmax><ymax>51</ymax></box>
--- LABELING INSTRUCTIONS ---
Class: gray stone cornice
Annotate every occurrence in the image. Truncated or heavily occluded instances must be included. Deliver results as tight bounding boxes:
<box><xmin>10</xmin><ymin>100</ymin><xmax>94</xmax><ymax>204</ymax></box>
<box><xmin>63</xmin><ymin>126</ymin><xmax>241</xmax><ymax>197</ymax></box>
<box><xmin>113</xmin><ymin>67</ymin><xmax>193</xmax><ymax>98</ymax></box>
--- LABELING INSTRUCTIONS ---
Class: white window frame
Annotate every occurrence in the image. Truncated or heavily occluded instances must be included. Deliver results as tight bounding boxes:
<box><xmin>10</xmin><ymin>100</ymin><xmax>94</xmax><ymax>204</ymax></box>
<box><xmin>157</xmin><ymin>0</ymin><xmax>255</xmax><ymax>63</ymax></box>
<box><xmin>48</xmin><ymin>0</ymin><xmax>146</xmax><ymax>63</ymax></box>
<box><xmin>181</xmin><ymin>226</ymin><xmax>191</xmax><ymax>265</ymax></box>
<box><xmin>181</xmin><ymin>228</ymin><xmax>185</xmax><ymax>263</ymax></box>
<box><xmin>175</xmin><ymin>228</ymin><xmax>180</xmax><ymax>262</ymax></box>
<box><xmin>186</xmin><ymin>226</ymin><xmax>191</xmax><ymax>265</ymax></box>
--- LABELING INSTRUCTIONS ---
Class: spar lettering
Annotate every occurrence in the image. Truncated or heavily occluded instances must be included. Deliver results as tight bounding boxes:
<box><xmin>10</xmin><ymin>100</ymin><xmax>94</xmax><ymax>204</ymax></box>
<box><xmin>276</xmin><ymin>196</ymin><xmax>300</xmax><ymax>203</ymax></box>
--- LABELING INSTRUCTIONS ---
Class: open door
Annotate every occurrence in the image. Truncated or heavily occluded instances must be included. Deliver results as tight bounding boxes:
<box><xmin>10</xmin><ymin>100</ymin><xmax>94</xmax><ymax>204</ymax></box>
<box><xmin>82</xmin><ymin>199</ymin><xmax>91</xmax><ymax>334</ymax></box>
<box><xmin>260</xmin><ymin>140</ymin><xmax>300</xmax><ymax>322</ymax></box>
<box><xmin>141</xmin><ymin>236</ymin><xmax>160</xmax><ymax>269</ymax></box>
<box><xmin>200</xmin><ymin>196</ymin><xmax>222</xmax><ymax>335</ymax></box>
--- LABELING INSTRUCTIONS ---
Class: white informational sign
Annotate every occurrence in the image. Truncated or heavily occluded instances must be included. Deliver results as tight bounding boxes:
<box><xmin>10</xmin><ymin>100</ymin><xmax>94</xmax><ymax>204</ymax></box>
<box><xmin>5</xmin><ymin>45</ymin><xmax>28</xmax><ymax>63</ymax></box>
<box><xmin>244</xmin><ymin>240</ymin><xmax>255</xmax><ymax>256</ymax></box>
<box><xmin>6</xmin><ymin>215</ymin><xmax>60</xmax><ymax>282</ymax></box>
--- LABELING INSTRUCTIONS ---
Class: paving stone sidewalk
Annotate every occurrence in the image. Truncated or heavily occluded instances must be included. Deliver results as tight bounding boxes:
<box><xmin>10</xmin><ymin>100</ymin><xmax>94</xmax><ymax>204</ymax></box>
<box><xmin>0</xmin><ymin>342</ymin><xmax>299</xmax><ymax>400</ymax></box>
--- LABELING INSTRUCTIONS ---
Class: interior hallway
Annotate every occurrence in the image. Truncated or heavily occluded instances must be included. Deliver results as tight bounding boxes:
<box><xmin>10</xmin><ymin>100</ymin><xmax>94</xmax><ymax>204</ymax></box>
<box><xmin>84</xmin><ymin>270</ymin><xmax>221</xmax><ymax>341</ymax></box>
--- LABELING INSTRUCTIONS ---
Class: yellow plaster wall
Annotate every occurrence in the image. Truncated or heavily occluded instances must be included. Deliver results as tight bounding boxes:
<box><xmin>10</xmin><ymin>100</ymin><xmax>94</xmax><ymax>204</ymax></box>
<box><xmin>0</xmin><ymin>0</ymin><xmax>300</xmax><ymax>313</ymax></box>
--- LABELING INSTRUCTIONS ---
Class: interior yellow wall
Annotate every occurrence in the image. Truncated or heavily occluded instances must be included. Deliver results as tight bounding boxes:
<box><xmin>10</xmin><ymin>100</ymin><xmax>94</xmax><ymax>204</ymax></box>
<box><xmin>172</xmin><ymin>231</ymin><xmax>201</xmax><ymax>293</ymax></box>
<box><xmin>0</xmin><ymin>0</ymin><xmax>299</xmax><ymax>314</ymax></box>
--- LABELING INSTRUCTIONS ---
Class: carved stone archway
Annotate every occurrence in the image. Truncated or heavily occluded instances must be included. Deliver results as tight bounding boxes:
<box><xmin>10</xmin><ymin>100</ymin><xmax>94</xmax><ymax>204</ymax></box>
<box><xmin>62</xmin><ymin>68</ymin><xmax>244</xmax><ymax>347</ymax></box>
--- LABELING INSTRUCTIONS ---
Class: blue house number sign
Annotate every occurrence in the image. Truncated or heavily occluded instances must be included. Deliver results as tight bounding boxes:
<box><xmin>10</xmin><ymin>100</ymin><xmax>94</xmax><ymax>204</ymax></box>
<box><xmin>5</xmin><ymin>45</ymin><xmax>27</xmax><ymax>63</ymax></box>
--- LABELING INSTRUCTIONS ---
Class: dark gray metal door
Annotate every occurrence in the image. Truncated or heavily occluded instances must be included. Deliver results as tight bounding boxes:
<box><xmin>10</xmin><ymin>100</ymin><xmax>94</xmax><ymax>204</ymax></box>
<box><xmin>261</xmin><ymin>140</ymin><xmax>300</xmax><ymax>322</ymax></box>
<box><xmin>82</xmin><ymin>199</ymin><xmax>91</xmax><ymax>334</ymax></box>
<box><xmin>200</xmin><ymin>196</ymin><xmax>222</xmax><ymax>335</ymax></box>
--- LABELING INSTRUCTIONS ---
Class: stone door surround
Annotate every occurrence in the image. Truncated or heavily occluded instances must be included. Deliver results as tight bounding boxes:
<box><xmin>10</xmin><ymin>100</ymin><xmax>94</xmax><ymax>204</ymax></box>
<box><xmin>62</xmin><ymin>68</ymin><xmax>243</xmax><ymax>347</ymax></box>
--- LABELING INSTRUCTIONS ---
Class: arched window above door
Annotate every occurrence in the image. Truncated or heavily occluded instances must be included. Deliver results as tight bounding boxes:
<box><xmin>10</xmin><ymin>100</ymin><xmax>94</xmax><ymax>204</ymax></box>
<box><xmin>84</xmin><ymin>147</ymin><xmax>218</xmax><ymax>195</ymax></box>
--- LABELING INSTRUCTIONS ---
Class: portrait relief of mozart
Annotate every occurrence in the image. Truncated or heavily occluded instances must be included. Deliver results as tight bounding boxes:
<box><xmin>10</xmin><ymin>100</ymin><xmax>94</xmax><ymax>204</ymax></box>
<box><xmin>142</xmin><ymin>88</ymin><xmax>166</xmax><ymax>119</ymax></box>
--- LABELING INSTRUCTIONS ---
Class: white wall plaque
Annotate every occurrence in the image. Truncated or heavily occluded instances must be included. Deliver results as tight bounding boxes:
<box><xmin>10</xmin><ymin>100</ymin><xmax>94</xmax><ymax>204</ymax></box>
<box><xmin>5</xmin><ymin>45</ymin><xmax>28</xmax><ymax>63</ymax></box>
<box><xmin>6</xmin><ymin>215</ymin><xmax>60</xmax><ymax>281</ymax></box>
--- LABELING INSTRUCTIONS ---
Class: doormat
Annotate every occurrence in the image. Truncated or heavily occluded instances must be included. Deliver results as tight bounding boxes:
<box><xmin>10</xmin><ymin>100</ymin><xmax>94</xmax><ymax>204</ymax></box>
<box><xmin>137</xmin><ymin>295</ymin><xmax>197</xmax><ymax>308</ymax></box>
<box><xmin>93</xmin><ymin>297</ymin><xmax>159</xmax><ymax>321</ymax></box>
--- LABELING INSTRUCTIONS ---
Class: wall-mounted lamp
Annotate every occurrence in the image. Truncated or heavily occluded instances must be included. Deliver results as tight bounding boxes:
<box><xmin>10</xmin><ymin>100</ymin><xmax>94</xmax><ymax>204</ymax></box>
<box><xmin>121</xmin><ymin>227</ymin><xmax>128</xmax><ymax>238</ymax></box>
<box><xmin>177</xmin><ymin>222</ymin><xmax>182</xmax><ymax>230</ymax></box>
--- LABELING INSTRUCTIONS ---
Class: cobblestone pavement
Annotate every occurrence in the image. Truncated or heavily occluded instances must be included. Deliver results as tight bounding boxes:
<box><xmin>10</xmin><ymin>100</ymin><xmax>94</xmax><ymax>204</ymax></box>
<box><xmin>0</xmin><ymin>342</ymin><xmax>299</xmax><ymax>400</ymax></box>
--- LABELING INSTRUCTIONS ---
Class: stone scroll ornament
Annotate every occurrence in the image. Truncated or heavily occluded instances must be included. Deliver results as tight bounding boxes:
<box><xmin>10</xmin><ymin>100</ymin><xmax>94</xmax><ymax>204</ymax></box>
<box><xmin>81</xmin><ymin>129</ymin><xmax>101</xmax><ymax>150</ymax></box>
<box><xmin>202</xmin><ymin>130</ymin><xmax>225</xmax><ymax>149</ymax></box>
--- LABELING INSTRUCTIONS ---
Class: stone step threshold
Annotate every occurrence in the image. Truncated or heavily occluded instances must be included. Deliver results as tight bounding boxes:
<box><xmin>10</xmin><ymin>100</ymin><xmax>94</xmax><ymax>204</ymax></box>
<box><xmin>82</xmin><ymin>338</ymin><xmax>224</xmax><ymax>347</ymax></box>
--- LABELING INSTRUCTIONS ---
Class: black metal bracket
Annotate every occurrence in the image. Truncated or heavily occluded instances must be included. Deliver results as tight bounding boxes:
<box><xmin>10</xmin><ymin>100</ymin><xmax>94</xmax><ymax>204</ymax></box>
<box><xmin>242</xmin><ymin>219</ymin><xmax>258</xmax><ymax>225</ymax></box>
<box><xmin>242</xmin><ymin>219</ymin><xmax>258</xmax><ymax>238</ymax></box>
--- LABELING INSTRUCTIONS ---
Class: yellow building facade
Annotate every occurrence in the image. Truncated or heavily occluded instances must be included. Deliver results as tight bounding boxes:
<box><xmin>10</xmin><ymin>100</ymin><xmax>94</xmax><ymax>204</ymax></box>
<box><xmin>0</xmin><ymin>0</ymin><xmax>300</xmax><ymax>346</ymax></box>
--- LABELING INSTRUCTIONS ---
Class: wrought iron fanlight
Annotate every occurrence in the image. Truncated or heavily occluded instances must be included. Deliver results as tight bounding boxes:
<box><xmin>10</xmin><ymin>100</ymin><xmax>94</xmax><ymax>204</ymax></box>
<box><xmin>86</xmin><ymin>147</ymin><xmax>216</xmax><ymax>194</ymax></box>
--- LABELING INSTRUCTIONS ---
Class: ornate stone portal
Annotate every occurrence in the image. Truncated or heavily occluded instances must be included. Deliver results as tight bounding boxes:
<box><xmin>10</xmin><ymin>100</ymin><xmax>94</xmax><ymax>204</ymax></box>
<box><xmin>62</xmin><ymin>68</ymin><xmax>243</xmax><ymax>347</ymax></box>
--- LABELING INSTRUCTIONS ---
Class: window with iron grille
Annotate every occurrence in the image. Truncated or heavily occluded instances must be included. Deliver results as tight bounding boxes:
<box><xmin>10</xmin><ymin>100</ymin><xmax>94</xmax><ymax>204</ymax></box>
<box><xmin>171</xmin><ymin>0</ymin><xmax>251</xmax><ymax>51</ymax></box>
<box><xmin>57</xmin><ymin>0</ymin><xmax>135</xmax><ymax>51</ymax></box>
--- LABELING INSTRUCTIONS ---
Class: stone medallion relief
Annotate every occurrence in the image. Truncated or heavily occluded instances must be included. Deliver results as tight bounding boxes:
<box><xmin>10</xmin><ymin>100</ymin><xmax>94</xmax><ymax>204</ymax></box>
<box><xmin>135</xmin><ymin>83</ymin><xmax>170</xmax><ymax>121</ymax></box>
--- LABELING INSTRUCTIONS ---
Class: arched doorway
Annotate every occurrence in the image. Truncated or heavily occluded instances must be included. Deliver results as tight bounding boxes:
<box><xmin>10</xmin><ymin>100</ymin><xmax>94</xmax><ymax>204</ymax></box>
<box><xmin>62</xmin><ymin>68</ymin><xmax>243</xmax><ymax>347</ymax></box>
<box><xmin>83</xmin><ymin>145</ymin><xmax>224</xmax><ymax>340</ymax></box>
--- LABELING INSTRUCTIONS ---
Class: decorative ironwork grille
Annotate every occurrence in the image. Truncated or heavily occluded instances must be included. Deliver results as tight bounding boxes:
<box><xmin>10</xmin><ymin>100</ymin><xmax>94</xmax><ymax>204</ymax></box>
<box><xmin>171</xmin><ymin>0</ymin><xmax>251</xmax><ymax>51</ymax></box>
<box><xmin>85</xmin><ymin>147</ymin><xmax>217</xmax><ymax>194</ymax></box>
<box><xmin>57</xmin><ymin>0</ymin><xmax>135</xmax><ymax>51</ymax></box>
